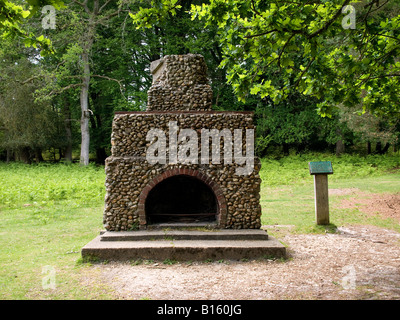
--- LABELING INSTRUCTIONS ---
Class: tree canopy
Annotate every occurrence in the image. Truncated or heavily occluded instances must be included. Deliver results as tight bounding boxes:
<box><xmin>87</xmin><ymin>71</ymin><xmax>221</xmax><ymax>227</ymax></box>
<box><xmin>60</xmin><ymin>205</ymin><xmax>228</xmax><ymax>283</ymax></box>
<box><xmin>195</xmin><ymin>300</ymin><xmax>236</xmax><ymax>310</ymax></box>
<box><xmin>0</xmin><ymin>0</ymin><xmax>399</xmax><ymax>164</ymax></box>
<box><xmin>0</xmin><ymin>0</ymin><xmax>65</xmax><ymax>54</ymax></box>
<box><xmin>133</xmin><ymin>0</ymin><xmax>400</xmax><ymax>118</ymax></box>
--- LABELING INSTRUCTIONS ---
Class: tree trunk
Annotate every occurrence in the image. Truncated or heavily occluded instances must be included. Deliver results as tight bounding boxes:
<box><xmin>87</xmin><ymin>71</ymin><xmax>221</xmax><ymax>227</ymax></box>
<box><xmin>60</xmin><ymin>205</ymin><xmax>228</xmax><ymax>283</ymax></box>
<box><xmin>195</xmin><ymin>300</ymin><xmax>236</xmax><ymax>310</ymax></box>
<box><xmin>80</xmin><ymin>60</ymin><xmax>90</xmax><ymax>166</ymax></box>
<box><xmin>34</xmin><ymin>149</ymin><xmax>43</xmax><ymax>163</ymax></box>
<box><xmin>79</xmin><ymin>18</ymin><xmax>95</xmax><ymax>166</ymax></box>
<box><xmin>367</xmin><ymin>141</ymin><xmax>371</xmax><ymax>154</ymax></box>
<box><xmin>380</xmin><ymin>143</ymin><xmax>390</xmax><ymax>154</ymax></box>
<box><xmin>335</xmin><ymin>128</ymin><xmax>345</xmax><ymax>155</ymax></box>
<box><xmin>336</xmin><ymin>139</ymin><xmax>345</xmax><ymax>155</ymax></box>
<box><xmin>19</xmin><ymin>147</ymin><xmax>31</xmax><ymax>164</ymax></box>
<box><xmin>283</xmin><ymin>143</ymin><xmax>290</xmax><ymax>156</ymax></box>
<box><xmin>75</xmin><ymin>0</ymin><xmax>121</xmax><ymax>165</ymax></box>
<box><xmin>63</xmin><ymin>98</ymin><xmax>73</xmax><ymax>163</ymax></box>
<box><xmin>376</xmin><ymin>141</ymin><xmax>382</xmax><ymax>154</ymax></box>
<box><xmin>96</xmin><ymin>147</ymin><xmax>107</xmax><ymax>165</ymax></box>
<box><xmin>6</xmin><ymin>149</ymin><xmax>13</xmax><ymax>163</ymax></box>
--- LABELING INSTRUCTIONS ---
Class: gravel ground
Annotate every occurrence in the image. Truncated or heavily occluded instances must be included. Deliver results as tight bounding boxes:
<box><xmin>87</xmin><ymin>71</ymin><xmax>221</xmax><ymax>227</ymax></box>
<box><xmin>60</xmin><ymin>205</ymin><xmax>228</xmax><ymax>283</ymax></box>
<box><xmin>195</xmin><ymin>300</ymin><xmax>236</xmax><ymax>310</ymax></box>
<box><xmin>80</xmin><ymin>191</ymin><xmax>400</xmax><ymax>300</ymax></box>
<box><xmin>82</xmin><ymin>224</ymin><xmax>400</xmax><ymax>300</ymax></box>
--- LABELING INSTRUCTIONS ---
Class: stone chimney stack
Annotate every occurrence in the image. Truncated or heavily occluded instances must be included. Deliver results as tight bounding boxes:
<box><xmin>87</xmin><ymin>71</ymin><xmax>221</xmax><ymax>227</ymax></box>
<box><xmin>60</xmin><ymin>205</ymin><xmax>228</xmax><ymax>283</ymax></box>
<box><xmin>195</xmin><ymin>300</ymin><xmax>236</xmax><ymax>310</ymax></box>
<box><xmin>147</xmin><ymin>54</ymin><xmax>213</xmax><ymax>111</ymax></box>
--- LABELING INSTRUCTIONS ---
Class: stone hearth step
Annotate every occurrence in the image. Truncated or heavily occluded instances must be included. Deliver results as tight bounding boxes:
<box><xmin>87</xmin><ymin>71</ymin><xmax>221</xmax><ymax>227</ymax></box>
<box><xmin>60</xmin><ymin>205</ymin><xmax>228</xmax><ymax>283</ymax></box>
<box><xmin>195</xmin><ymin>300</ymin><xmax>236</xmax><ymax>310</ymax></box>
<box><xmin>81</xmin><ymin>229</ymin><xmax>286</xmax><ymax>261</ymax></box>
<box><xmin>100</xmin><ymin>229</ymin><xmax>269</xmax><ymax>241</ymax></box>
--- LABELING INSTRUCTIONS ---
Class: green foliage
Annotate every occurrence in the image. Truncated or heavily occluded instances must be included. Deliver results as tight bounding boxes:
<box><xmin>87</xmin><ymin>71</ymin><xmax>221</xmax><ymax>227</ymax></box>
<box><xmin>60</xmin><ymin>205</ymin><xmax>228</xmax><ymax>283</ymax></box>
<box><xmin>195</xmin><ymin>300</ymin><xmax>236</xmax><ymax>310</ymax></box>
<box><xmin>1</xmin><ymin>0</ymin><xmax>399</xmax><ymax>164</ymax></box>
<box><xmin>187</xmin><ymin>0</ymin><xmax>400</xmax><ymax>117</ymax></box>
<box><xmin>130</xmin><ymin>0</ymin><xmax>400</xmax><ymax>155</ymax></box>
<box><xmin>338</xmin><ymin>104</ymin><xmax>399</xmax><ymax>146</ymax></box>
<box><xmin>254</xmin><ymin>93</ymin><xmax>345</xmax><ymax>155</ymax></box>
<box><xmin>130</xmin><ymin>0</ymin><xmax>243</xmax><ymax>111</ymax></box>
<box><xmin>2</xmin><ymin>152</ymin><xmax>397</xmax><ymax>209</ymax></box>
<box><xmin>259</xmin><ymin>152</ymin><xmax>400</xmax><ymax>187</ymax></box>
<box><xmin>0</xmin><ymin>0</ymin><xmax>65</xmax><ymax>55</ymax></box>
<box><xmin>129</xmin><ymin>0</ymin><xmax>182</xmax><ymax>29</ymax></box>
<box><xmin>0</xmin><ymin>162</ymin><xmax>105</xmax><ymax>207</ymax></box>
<box><xmin>0</xmin><ymin>47</ymin><xmax>67</xmax><ymax>158</ymax></box>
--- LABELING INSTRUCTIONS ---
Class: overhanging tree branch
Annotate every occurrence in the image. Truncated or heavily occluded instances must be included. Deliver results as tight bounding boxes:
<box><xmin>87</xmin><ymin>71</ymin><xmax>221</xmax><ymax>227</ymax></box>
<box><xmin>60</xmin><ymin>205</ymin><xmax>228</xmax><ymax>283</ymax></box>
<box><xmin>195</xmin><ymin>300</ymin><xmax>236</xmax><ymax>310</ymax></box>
<box><xmin>307</xmin><ymin>0</ymin><xmax>351</xmax><ymax>39</ymax></box>
<box><xmin>91</xmin><ymin>74</ymin><xmax>126</xmax><ymax>98</ymax></box>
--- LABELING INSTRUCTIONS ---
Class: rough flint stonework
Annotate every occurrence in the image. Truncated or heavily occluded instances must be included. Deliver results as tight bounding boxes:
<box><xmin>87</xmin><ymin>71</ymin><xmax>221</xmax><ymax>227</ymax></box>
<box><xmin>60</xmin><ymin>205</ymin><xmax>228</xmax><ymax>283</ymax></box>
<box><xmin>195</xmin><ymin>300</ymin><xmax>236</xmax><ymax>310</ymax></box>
<box><xmin>147</xmin><ymin>54</ymin><xmax>213</xmax><ymax>111</ymax></box>
<box><xmin>103</xmin><ymin>54</ymin><xmax>262</xmax><ymax>231</ymax></box>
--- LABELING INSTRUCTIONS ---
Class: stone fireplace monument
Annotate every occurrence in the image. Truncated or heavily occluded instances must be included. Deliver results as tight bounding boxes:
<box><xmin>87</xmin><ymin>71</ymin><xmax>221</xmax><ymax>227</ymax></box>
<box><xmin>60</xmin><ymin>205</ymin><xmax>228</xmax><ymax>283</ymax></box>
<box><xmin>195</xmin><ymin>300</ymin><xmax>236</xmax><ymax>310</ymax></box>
<box><xmin>82</xmin><ymin>54</ymin><xmax>286</xmax><ymax>261</ymax></box>
<box><xmin>103</xmin><ymin>54</ymin><xmax>261</xmax><ymax>231</ymax></box>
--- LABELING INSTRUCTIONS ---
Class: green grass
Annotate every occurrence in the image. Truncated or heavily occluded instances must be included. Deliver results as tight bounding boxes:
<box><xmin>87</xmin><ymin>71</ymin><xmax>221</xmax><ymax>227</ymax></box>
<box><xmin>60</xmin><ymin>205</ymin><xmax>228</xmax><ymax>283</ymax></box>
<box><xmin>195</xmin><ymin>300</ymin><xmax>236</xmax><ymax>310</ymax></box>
<box><xmin>0</xmin><ymin>163</ymin><xmax>108</xmax><ymax>299</ymax></box>
<box><xmin>260</xmin><ymin>153</ymin><xmax>400</xmax><ymax>234</ymax></box>
<box><xmin>259</xmin><ymin>152</ymin><xmax>400</xmax><ymax>187</ymax></box>
<box><xmin>0</xmin><ymin>153</ymin><xmax>399</xmax><ymax>299</ymax></box>
<box><xmin>261</xmin><ymin>174</ymin><xmax>400</xmax><ymax>234</ymax></box>
<box><xmin>0</xmin><ymin>162</ymin><xmax>105</xmax><ymax>207</ymax></box>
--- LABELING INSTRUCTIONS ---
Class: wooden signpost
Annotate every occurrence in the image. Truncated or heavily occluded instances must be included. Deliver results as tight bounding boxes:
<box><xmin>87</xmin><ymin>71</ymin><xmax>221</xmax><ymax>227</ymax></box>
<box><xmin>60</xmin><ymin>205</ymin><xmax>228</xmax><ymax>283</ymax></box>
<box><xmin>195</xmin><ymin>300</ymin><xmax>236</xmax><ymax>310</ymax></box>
<box><xmin>309</xmin><ymin>161</ymin><xmax>333</xmax><ymax>225</ymax></box>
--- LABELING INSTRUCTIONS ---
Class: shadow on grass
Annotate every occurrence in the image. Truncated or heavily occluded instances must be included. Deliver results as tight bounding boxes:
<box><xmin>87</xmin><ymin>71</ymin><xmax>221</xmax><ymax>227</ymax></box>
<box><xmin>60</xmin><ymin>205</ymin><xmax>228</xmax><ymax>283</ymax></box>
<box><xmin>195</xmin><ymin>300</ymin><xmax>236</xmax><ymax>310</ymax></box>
<box><xmin>301</xmin><ymin>223</ymin><xmax>338</xmax><ymax>234</ymax></box>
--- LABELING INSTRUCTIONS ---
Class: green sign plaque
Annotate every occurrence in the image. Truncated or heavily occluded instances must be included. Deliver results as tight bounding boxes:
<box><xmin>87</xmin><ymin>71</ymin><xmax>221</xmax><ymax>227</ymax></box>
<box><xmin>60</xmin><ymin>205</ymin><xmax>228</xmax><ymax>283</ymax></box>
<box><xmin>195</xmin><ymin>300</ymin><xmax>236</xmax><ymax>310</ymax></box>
<box><xmin>308</xmin><ymin>161</ymin><xmax>333</xmax><ymax>175</ymax></box>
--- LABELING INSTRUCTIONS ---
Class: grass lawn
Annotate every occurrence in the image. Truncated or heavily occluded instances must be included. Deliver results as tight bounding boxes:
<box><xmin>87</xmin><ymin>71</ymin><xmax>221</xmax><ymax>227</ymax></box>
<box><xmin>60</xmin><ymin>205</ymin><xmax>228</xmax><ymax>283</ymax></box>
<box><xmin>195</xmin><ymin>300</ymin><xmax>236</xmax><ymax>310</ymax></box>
<box><xmin>259</xmin><ymin>153</ymin><xmax>400</xmax><ymax>235</ymax></box>
<box><xmin>0</xmin><ymin>163</ymin><xmax>109</xmax><ymax>299</ymax></box>
<box><xmin>261</xmin><ymin>174</ymin><xmax>400</xmax><ymax>235</ymax></box>
<box><xmin>0</xmin><ymin>153</ymin><xmax>399</xmax><ymax>299</ymax></box>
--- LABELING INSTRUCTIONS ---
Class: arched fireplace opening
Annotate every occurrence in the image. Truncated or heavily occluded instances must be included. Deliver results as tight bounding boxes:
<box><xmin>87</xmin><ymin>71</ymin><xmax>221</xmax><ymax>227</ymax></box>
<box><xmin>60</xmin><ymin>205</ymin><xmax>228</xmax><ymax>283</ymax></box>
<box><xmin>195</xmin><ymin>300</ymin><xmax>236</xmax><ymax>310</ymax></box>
<box><xmin>145</xmin><ymin>175</ymin><xmax>217</xmax><ymax>224</ymax></box>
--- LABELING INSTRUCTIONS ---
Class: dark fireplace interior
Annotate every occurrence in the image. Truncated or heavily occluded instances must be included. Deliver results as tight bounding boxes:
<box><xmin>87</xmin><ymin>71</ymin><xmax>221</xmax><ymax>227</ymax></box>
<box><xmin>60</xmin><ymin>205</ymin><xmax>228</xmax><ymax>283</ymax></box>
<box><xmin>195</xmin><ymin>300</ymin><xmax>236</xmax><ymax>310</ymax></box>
<box><xmin>145</xmin><ymin>175</ymin><xmax>217</xmax><ymax>224</ymax></box>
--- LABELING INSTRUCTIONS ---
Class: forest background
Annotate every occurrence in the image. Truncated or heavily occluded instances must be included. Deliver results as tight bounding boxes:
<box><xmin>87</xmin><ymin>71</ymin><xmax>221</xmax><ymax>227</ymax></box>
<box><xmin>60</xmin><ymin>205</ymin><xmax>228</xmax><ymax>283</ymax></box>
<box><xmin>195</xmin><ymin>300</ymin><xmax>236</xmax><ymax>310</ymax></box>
<box><xmin>0</xmin><ymin>0</ymin><xmax>399</xmax><ymax>165</ymax></box>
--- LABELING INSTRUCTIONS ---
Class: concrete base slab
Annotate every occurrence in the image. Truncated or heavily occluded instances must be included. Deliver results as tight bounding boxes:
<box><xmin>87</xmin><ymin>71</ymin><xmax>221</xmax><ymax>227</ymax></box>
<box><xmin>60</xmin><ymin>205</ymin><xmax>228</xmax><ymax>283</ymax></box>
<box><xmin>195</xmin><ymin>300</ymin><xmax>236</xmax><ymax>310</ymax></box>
<box><xmin>81</xmin><ymin>230</ymin><xmax>286</xmax><ymax>261</ymax></box>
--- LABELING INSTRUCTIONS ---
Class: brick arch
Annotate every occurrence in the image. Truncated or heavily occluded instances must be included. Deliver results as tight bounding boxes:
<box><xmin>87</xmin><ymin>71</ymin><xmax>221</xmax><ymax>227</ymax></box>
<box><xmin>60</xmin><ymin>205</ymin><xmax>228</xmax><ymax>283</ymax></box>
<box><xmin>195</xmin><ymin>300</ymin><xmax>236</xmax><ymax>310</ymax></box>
<box><xmin>137</xmin><ymin>168</ymin><xmax>227</xmax><ymax>228</ymax></box>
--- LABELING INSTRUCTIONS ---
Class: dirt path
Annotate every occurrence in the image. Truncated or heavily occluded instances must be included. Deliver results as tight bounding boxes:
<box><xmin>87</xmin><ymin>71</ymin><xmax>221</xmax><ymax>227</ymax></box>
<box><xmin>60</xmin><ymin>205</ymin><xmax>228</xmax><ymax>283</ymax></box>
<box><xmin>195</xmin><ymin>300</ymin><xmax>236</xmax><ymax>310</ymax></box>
<box><xmin>82</xmin><ymin>224</ymin><xmax>400</xmax><ymax>300</ymax></box>
<box><xmin>340</xmin><ymin>191</ymin><xmax>400</xmax><ymax>223</ymax></box>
